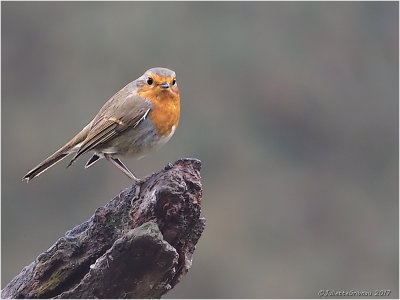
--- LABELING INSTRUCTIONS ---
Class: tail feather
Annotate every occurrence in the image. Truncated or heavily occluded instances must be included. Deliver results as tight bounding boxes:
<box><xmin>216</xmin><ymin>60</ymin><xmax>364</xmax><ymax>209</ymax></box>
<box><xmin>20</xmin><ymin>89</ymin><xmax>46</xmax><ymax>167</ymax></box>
<box><xmin>85</xmin><ymin>154</ymin><xmax>101</xmax><ymax>169</ymax></box>
<box><xmin>23</xmin><ymin>151</ymin><xmax>70</xmax><ymax>182</ymax></box>
<box><xmin>23</xmin><ymin>123</ymin><xmax>92</xmax><ymax>182</ymax></box>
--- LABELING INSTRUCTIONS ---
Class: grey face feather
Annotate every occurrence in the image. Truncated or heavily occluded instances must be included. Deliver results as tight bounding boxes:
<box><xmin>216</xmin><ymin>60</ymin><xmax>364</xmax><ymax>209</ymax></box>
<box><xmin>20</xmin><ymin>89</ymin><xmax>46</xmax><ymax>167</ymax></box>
<box><xmin>144</xmin><ymin>67</ymin><xmax>175</xmax><ymax>78</ymax></box>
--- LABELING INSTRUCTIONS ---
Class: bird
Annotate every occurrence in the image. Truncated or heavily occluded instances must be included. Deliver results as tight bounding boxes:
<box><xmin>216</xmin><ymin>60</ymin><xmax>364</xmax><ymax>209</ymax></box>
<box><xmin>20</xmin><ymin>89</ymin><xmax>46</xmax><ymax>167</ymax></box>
<box><xmin>23</xmin><ymin>67</ymin><xmax>180</xmax><ymax>184</ymax></box>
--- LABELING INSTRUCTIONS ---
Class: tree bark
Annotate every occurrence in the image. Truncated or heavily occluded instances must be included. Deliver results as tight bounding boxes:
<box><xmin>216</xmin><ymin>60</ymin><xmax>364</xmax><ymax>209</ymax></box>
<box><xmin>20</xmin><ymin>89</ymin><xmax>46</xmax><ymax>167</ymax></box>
<box><xmin>2</xmin><ymin>158</ymin><xmax>205</xmax><ymax>299</ymax></box>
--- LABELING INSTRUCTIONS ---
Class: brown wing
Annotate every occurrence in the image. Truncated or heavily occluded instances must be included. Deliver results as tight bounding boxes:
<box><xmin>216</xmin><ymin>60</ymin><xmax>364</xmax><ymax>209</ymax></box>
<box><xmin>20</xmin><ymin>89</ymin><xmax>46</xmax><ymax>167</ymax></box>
<box><xmin>67</xmin><ymin>92</ymin><xmax>151</xmax><ymax>166</ymax></box>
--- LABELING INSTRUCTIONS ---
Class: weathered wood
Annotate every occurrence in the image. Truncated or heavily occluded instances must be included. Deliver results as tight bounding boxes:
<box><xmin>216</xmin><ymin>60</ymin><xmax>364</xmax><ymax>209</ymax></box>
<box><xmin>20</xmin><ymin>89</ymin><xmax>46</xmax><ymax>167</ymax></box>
<box><xmin>2</xmin><ymin>158</ymin><xmax>205</xmax><ymax>299</ymax></box>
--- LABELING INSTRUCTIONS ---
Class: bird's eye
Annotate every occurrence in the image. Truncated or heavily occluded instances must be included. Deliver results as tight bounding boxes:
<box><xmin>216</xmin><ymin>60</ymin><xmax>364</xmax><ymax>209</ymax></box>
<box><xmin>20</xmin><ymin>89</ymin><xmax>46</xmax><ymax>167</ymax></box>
<box><xmin>147</xmin><ymin>77</ymin><xmax>153</xmax><ymax>85</ymax></box>
<box><xmin>172</xmin><ymin>78</ymin><xmax>176</xmax><ymax>85</ymax></box>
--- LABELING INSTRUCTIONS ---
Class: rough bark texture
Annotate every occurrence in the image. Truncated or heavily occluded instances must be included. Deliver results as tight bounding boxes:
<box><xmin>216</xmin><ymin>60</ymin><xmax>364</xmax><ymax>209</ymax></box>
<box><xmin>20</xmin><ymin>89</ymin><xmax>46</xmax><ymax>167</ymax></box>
<box><xmin>2</xmin><ymin>158</ymin><xmax>205</xmax><ymax>299</ymax></box>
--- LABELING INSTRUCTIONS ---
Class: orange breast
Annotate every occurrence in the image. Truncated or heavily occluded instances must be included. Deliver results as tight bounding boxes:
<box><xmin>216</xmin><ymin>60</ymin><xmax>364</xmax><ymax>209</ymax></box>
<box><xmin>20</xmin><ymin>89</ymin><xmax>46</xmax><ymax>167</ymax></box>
<box><xmin>137</xmin><ymin>87</ymin><xmax>180</xmax><ymax>137</ymax></box>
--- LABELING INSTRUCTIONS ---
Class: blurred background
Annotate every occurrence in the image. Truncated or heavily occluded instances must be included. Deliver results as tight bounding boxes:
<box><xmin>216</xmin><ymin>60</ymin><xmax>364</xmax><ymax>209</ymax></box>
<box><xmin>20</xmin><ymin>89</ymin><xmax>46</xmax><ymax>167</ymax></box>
<box><xmin>2</xmin><ymin>2</ymin><xmax>398</xmax><ymax>298</ymax></box>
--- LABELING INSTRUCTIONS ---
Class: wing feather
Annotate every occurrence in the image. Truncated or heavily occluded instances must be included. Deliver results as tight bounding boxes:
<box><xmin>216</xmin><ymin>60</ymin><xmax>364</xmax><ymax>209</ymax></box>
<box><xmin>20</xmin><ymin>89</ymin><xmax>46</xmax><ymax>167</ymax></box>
<box><xmin>67</xmin><ymin>93</ymin><xmax>151</xmax><ymax>166</ymax></box>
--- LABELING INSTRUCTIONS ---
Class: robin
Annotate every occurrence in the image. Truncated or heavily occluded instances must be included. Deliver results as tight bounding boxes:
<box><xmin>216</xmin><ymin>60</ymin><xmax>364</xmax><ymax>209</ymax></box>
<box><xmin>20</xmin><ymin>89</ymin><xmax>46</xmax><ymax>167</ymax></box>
<box><xmin>23</xmin><ymin>67</ymin><xmax>180</xmax><ymax>184</ymax></box>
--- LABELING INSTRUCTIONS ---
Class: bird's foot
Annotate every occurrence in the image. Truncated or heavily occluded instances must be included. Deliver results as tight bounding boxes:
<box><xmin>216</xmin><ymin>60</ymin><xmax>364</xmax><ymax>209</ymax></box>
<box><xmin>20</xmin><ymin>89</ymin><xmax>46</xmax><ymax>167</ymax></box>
<box><xmin>131</xmin><ymin>180</ymin><xmax>143</xmax><ymax>205</ymax></box>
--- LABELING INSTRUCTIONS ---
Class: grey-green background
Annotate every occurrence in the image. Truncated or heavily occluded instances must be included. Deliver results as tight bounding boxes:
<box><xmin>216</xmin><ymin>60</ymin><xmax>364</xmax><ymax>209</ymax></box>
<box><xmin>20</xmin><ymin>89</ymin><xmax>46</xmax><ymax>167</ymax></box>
<box><xmin>2</xmin><ymin>2</ymin><xmax>398</xmax><ymax>298</ymax></box>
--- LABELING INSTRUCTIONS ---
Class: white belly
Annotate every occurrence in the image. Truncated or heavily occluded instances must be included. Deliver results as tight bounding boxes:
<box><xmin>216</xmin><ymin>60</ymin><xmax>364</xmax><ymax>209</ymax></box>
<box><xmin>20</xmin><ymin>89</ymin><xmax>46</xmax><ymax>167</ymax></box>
<box><xmin>98</xmin><ymin>119</ymin><xmax>176</xmax><ymax>160</ymax></box>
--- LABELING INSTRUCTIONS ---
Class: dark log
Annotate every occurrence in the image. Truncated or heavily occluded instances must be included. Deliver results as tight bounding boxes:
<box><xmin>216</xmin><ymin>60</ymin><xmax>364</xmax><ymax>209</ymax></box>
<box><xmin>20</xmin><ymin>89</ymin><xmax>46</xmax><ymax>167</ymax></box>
<box><xmin>2</xmin><ymin>158</ymin><xmax>205</xmax><ymax>299</ymax></box>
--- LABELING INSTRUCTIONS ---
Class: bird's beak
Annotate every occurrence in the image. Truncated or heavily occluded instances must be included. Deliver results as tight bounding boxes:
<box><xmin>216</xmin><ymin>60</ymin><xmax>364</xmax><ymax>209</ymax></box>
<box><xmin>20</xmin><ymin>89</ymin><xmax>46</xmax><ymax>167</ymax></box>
<box><xmin>160</xmin><ymin>82</ymin><xmax>170</xmax><ymax>88</ymax></box>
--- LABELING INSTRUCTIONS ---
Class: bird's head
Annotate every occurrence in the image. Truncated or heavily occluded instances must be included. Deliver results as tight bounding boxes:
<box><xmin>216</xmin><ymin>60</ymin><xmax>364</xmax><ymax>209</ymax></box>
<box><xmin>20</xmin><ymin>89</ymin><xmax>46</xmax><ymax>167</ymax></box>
<box><xmin>137</xmin><ymin>67</ymin><xmax>179</xmax><ymax>101</ymax></box>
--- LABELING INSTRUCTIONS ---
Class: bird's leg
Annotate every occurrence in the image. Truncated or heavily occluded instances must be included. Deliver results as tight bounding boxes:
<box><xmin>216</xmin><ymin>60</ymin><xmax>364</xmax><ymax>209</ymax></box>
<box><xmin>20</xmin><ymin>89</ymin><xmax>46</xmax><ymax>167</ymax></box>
<box><xmin>104</xmin><ymin>154</ymin><xmax>142</xmax><ymax>184</ymax></box>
